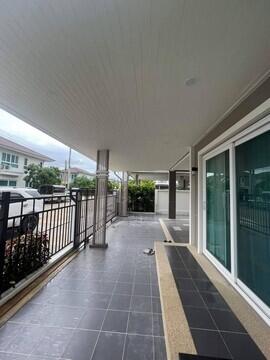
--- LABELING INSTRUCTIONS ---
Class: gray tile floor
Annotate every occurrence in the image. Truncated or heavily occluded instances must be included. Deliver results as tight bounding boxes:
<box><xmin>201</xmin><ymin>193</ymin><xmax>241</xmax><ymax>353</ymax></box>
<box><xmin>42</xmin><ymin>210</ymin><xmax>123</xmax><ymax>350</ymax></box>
<box><xmin>0</xmin><ymin>215</ymin><xmax>167</xmax><ymax>360</ymax></box>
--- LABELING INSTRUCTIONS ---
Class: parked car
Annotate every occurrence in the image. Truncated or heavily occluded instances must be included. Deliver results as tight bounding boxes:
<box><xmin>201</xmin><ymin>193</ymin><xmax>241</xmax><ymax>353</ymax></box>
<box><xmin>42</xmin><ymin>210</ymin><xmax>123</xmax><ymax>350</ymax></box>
<box><xmin>0</xmin><ymin>187</ymin><xmax>43</xmax><ymax>233</ymax></box>
<box><xmin>38</xmin><ymin>184</ymin><xmax>67</xmax><ymax>203</ymax></box>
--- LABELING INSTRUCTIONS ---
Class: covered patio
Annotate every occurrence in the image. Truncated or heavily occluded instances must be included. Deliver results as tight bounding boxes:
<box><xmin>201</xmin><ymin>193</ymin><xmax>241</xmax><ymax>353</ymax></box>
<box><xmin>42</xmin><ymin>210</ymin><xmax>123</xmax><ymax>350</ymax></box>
<box><xmin>0</xmin><ymin>1</ymin><xmax>270</xmax><ymax>359</ymax></box>
<box><xmin>1</xmin><ymin>214</ymin><xmax>269</xmax><ymax>359</ymax></box>
<box><xmin>0</xmin><ymin>215</ymin><xmax>166</xmax><ymax>360</ymax></box>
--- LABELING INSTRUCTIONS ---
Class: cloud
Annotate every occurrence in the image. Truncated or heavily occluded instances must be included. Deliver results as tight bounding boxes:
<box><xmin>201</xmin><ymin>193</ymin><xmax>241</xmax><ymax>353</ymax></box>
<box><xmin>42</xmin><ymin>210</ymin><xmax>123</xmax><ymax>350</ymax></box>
<box><xmin>0</xmin><ymin>109</ymin><xmax>96</xmax><ymax>172</ymax></box>
<box><xmin>0</xmin><ymin>109</ymin><xmax>64</xmax><ymax>148</ymax></box>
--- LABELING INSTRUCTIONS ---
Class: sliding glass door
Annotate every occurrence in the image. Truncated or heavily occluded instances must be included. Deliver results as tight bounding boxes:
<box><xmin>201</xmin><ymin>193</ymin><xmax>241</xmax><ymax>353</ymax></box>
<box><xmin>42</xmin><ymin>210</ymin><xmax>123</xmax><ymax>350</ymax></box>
<box><xmin>202</xmin><ymin>121</ymin><xmax>270</xmax><ymax>317</ymax></box>
<box><xmin>205</xmin><ymin>150</ymin><xmax>231</xmax><ymax>271</ymax></box>
<box><xmin>236</xmin><ymin>130</ymin><xmax>270</xmax><ymax>307</ymax></box>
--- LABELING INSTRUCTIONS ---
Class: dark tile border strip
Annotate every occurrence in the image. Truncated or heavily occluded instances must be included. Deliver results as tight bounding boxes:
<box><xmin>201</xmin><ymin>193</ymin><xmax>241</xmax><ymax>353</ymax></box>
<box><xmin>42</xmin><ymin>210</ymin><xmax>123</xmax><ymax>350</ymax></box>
<box><xmin>165</xmin><ymin>246</ymin><xmax>265</xmax><ymax>360</ymax></box>
<box><xmin>163</xmin><ymin>220</ymin><xmax>189</xmax><ymax>244</ymax></box>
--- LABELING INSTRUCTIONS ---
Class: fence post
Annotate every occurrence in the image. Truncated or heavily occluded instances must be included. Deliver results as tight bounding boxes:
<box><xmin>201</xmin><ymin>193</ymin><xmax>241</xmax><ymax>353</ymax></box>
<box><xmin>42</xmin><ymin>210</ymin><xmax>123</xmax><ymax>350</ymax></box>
<box><xmin>73</xmin><ymin>190</ymin><xmax>82</xmax><ymax>249</ymax></box>
<box><xmin>0</xmin><ymin>192</ymin><xmax>10</xmax><ymax>295</ymax></box>
<box><xmin>84</xmin><ymin>189</ymin><xmax>88</xmax><ymax>247</ymax></box>
<box><xmin>114</xmin><ymin>193</ymin><xmax>118</xmax><ymax>217</ymax></box>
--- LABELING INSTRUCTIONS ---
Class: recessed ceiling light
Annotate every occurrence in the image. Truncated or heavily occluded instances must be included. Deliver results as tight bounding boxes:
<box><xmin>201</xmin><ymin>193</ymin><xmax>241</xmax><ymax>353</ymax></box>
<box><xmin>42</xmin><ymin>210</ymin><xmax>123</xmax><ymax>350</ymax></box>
<box><xmin>185</xmin><ymin>77</ymin><xmax>197</xmax><ymax>86</ymax></box>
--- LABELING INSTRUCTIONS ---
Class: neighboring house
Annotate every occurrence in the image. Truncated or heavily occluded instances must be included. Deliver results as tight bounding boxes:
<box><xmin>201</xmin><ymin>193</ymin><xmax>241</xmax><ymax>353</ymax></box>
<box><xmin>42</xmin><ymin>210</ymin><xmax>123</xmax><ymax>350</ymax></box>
<box><xmin>60</xmin><ymin>167</ymin><xmax>95</xmax><ymax>186</ymax></box>
<box><xmin>0</xmin><ymin>136</ymin><xmax>54</xmax><ymax>187</ymax></box>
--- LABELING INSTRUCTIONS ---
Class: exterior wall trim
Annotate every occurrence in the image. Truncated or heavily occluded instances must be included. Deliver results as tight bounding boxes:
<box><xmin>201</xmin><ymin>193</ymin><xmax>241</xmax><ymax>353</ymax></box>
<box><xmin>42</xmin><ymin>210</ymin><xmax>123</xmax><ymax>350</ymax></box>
<box><xmin>197</xmin><ymin>98</ymin><xmax>270</xmax><ymax>158</ymax></box>
<box><xmin>195</xmin><ymin>75</ymin><xmax>270</xmax><ymax>151</ymax></box>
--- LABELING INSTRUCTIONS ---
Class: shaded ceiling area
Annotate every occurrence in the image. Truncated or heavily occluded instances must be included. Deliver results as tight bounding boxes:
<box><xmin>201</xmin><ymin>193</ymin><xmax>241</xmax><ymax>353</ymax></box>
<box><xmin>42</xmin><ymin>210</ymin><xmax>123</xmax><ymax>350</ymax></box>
<box><xmin>0</xmin><ymin>1</ymin><xmax>269</xmax><ymax>171</ymax></box>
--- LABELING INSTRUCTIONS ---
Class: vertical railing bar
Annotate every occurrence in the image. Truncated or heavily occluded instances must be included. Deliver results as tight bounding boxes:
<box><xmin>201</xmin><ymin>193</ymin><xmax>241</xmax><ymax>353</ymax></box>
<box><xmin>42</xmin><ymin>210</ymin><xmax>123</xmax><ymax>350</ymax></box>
<box><xmin>70</xmin><ymin>202</ymin><xmax>74</xmax><ymax>246</ymax></box>
<box><xmin>85</xmin><ymin>190</ymin><xmax>89</xmax><ymax>246</ymax></box>
<box><xmin>52</xmin><ymin>201</ymin><xmax>58</xmax><ymax>254</ymax></box>
<box><xmin>49</xmin><ymin>199</ymin><xmax>54</xmax><ymax>255</ymax></box>
<box><xmin>31</xmin><ymin>198</ymin><xmax>37</xmax><ymax>270</ymax></box>
<box><xmin>56</xmin><ymin>200</ymin><xmax>61</xmax><ymax>253</ymax></box>
<box><xmin>63</xmin><ymin>199</ymin><xmax>68</xmax><ymax>247</ymax></box>
<box><xmin>22</xmin><ymin>198</ymin><xmax>28</xmax><ymax>278</ymax></box>
<box><xmin>64</xmin><ymin>198</ymin><xmax>69</xmax><ymax>247</ymax></box>
<box><xmin>8</xmin><ymin>218</ymin><xmax>16</xmax><ymax>281</ymax></box>
<box><xmin>61</xmin><ymin>200</ymin><xmax>65</xmax><ymax>249</ymax></box>
<box><xmin>39</xmin><ymin>198</ymin><xmax>45</xmax><ymax>263</ymax></box>
<box><xmin>44</xmin><ymin>202</ymin><xmax>50</xmax><ymax>255</ymax></box>
<box><xmin>59</xmin><ymin>203</ymin><xmax>64</xmax><ymax>251</ymax></box>
<box><xmin>58</xmin><ymin>203</ymin><xmax>63</xmax><ymax>251</ymax></box>
<box><xmin>0</xmin><ymin>192</ymin><xmax>10</xmax><ymax>295</ymax></box>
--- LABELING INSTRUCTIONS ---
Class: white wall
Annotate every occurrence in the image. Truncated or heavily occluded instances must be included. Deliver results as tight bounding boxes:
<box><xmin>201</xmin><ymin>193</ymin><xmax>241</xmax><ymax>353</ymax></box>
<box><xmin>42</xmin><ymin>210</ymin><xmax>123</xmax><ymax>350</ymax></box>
<box><xmin>0</xmin><ymin>146</ymin><xmax>44</xmax><ymax>187</ymax></box>
<box><xmin>155</xmin><ymin>189</ymin><xmax>189</xmax><ymax>215</ymax></box>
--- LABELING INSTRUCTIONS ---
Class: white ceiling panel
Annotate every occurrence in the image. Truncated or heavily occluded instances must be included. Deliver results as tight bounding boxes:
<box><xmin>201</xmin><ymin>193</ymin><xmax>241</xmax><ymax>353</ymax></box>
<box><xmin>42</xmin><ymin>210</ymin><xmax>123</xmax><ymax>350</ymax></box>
<box><xmin>0</xmin><ymin>0</ymin><xmax>269</xmax><ymax>170</ymax></box>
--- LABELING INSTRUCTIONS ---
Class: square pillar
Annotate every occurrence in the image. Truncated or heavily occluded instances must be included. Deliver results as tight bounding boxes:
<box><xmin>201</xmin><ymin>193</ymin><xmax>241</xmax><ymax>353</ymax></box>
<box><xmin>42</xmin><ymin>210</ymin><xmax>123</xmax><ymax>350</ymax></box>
<box><xmin>120</xmin><ymin>171</ymin><xmax>128</xmax><ymax>216</ymax></box>
<box><xmin>91</xmin><ymin>149</ymin><xmax>109</xmax><ymax>248</ymax></box>
<box><xmin>168</xmin><ymin>170</ymin><xmax>176</xmax><ymax>219</ymax></box>
<box><xmin>189</xmin><ymin>147</ymin><xmax>197</xmax><ymax>246</ymax></box>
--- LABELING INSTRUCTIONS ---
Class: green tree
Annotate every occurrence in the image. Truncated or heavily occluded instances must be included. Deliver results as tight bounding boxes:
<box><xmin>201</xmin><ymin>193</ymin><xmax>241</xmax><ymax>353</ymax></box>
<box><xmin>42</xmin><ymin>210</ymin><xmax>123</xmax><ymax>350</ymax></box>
<box><xmin>24</xmin><ymin>164</ymin><xmax>61</xmax><ymax>189</ymax></box>
<box><xmin>70</xmin><ymin>176</ymin><xmax>96</xmax><ymax>189</ymax></box>
<box><xmin>70</xmin><ymin>176</ymin><xmax>119</xmax><ymax>191</ymax></box>
<box><xmin>128</xmin><ymin>179</ymin><xmax>155</xmax><ymax>212</ymax></box>
<box><xmin>108</xmin><ymin>179</ymin><xmax>120</xmax><ymax>191</ymax></box>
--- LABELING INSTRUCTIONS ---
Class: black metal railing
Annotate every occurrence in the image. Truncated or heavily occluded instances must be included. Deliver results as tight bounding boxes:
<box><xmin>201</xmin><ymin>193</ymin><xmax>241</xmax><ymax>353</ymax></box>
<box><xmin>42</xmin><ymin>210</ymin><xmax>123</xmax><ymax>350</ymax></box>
<box><xmin>0</xmin><ymin>189</ymin><xmax>118</xmax><ymax>295</ymax></box>
<box><xmin>73</xmin><ymin>189</ymin><xmax>95</xmax><ymax>247</ymax></box>
<box><xmin>239</xmin><ymin>199</ymin><xmax>270</xmax><ymax>236</ymax></box>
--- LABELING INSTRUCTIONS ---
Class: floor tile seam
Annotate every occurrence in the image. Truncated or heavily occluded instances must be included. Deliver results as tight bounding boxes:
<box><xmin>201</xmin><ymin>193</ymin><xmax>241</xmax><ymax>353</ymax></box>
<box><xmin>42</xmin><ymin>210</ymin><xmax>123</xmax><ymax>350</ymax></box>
<box><xmin>89</xmin><ymin>276</ymin><xmax>119</xmax><ymax>360</ymax></box>
<box><xmin>0</xmin><ymin>350</ymin><xmax>61</xmax><ymax>358</ymax></box>
<box><xmin>181</xmin><ymin>304</ymin><xmax>235</xmax><ymax>312</ymax></box>
<box><xmin>175</xmin><ymin>283</ymin><xmax>223</xmax><ymax>297</ymax></box>
<box><xmin>189</xmin><ymin>326</ymin><xmax>248</xmax><ymax>335</ymax></box>
<box><xmin>19</xmin><ymin>305</ymin><xmax>161</xmax><ymax>314</ymax></box>
<box><xmin>36</xmin><ymin>288</ymin><xmax>116</xmax><ymax>295</ymax></box>
<box><xmin>182</xmin><ymin>304</ymin><xmax>232</xmax><ymax>313</ymax></box>
<box><xmin>121</xmin><ymin>262</ymin><xmax>138</xmax><ymax>360</ymax></box>
<box><xmin>29</xmin><ymin>302</ymin><xmax>108</xmax><ymax>310</ymax></box>
<box><xmin>9</xmin><ymin>321</ymin><xmax>105</xmax><ymax>333</ymax></box>
<box><xmin>9</xmin><ymin>320</ymin><xmax>166</xmax><ymax>334</ymax></box>
<box><xmin>30</xmin><ymin>298</ymin><xmax>160</xmax><ymax>310</ymax></box>
<box><xmin>27</xmin><ymin>318</ymin><xmax>76</xmax><ymax>358</ymax></box>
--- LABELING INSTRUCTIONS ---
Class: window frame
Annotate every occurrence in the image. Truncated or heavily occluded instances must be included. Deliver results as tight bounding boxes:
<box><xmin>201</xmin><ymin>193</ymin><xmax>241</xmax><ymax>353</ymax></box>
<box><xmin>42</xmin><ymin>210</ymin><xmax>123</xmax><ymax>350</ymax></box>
<box><xmin>1</xmin><ymin>152</ymin><xmax>19</xmax><ymax>168</ymax></box>
<box><xmin>202</xmin><ymin>143</ymin><xmax>234</xmax><ymax>281</ymax></box>
<box><xmin>0</xmin><ymin>180</ymin><xmax>8</xmax><ymax>186</ymax></box>
<box><xmin>9</xmin><ymin>180</ymin><xmax>17</xmax><ymax>187</ymax></box>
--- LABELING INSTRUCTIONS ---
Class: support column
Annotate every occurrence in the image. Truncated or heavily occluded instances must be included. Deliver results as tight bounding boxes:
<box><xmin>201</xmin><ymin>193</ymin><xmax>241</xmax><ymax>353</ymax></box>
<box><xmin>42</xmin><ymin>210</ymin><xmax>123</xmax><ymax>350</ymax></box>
<box><xmin>168</xmin><ymin>170</ymin><xmax>176</xmax><ymax>219</ymax></box>
<box><xmin>91</xmin><ymin>149</ymin><xmax>109</xmax><ymax>248</ymax></box>
<box><xmin>189</xmin><ymin>147</ymin><xmax>197</xmax><ymax>246</ymax></box>
<box><xmin>120</xmin><ymin>171</ymin><xmax>128</xmax><ymax>216</ymax></box>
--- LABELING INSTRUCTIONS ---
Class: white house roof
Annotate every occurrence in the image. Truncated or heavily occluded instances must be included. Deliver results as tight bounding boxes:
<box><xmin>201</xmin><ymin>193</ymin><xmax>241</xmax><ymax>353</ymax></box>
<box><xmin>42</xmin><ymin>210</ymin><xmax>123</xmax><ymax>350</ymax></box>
<box><xmin>62</xmin><ymin>167</ymin><xmax>95</xmax><ymax>176</ymax></box>
<box><xmin>0</xmin><ymin>1</ymin><xmax>269</xmax><ymax>170</ymax></box>
<box><xmin>0</xmin><ymin>136</ymin><xmax>54</xmax><ymax>162</ymax></box>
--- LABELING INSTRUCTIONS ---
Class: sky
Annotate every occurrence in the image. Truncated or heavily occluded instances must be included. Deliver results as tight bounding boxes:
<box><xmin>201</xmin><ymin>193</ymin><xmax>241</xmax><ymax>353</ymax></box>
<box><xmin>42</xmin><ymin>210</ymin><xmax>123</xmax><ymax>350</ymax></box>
<box><xmin>0</xmin><ymin>108</ymin><xmax>97</xmax><ymax>173</ymax></box>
